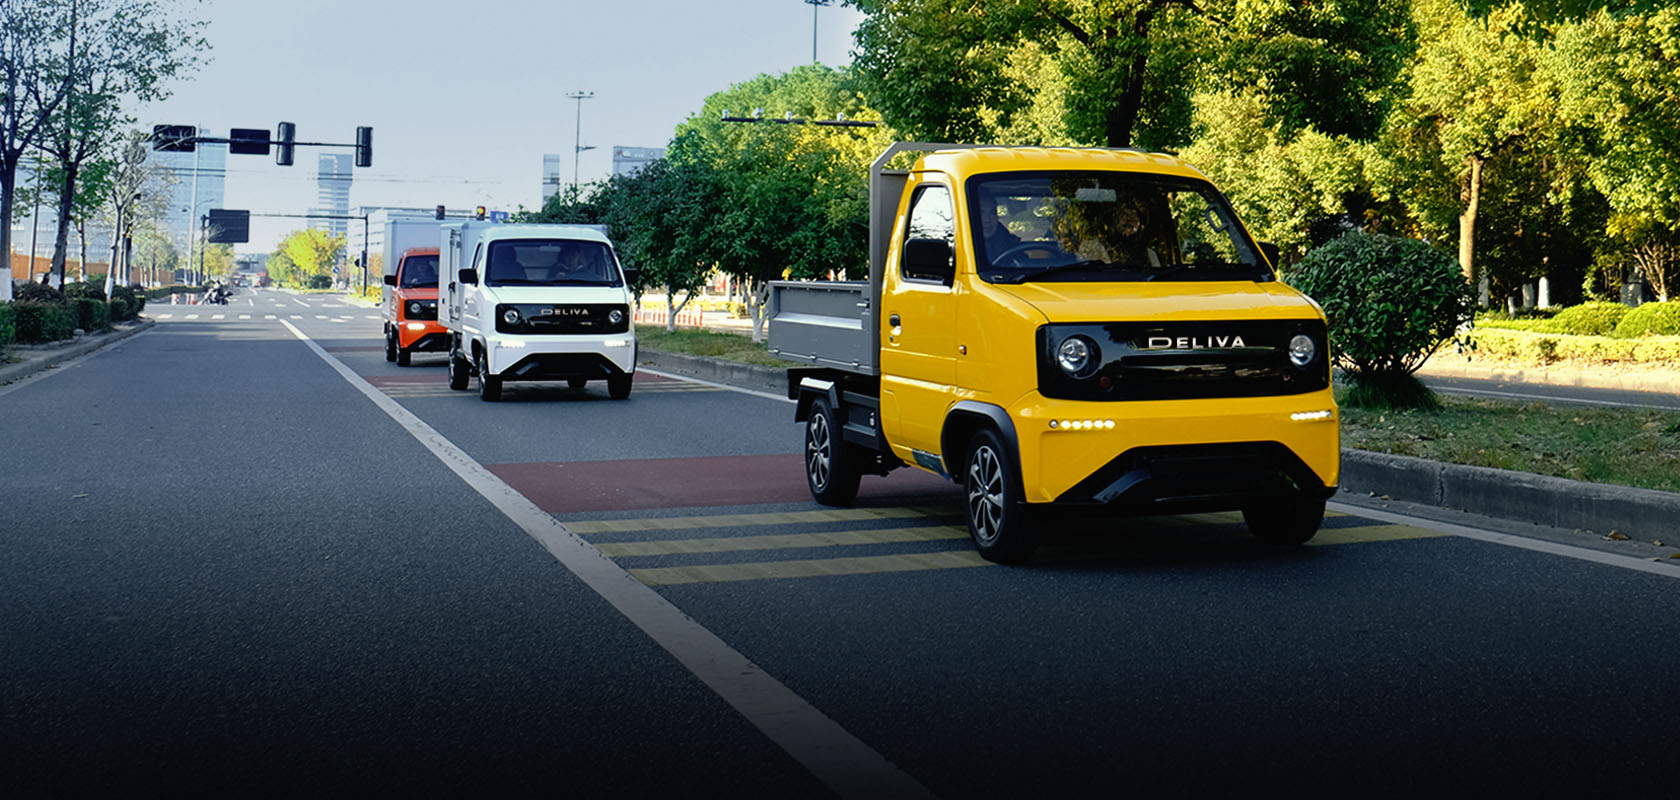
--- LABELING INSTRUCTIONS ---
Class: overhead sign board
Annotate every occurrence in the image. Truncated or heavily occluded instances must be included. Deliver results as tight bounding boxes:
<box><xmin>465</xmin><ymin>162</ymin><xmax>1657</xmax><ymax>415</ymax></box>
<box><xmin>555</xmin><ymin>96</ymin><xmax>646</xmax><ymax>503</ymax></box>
<box><xmin>229</xmin><ymin>128</ymin><xmax>270</xmax><ymax>156</ymax></box>
<box><xmin>205</xmin><ymin>209</ymin><xmax>250</xmax><ymax>244</ymax></box>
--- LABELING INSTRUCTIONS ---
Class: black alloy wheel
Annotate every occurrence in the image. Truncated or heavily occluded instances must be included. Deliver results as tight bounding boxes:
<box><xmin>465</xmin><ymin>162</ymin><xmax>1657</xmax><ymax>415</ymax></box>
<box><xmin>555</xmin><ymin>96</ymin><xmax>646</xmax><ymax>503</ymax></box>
<box><xmin>964</xmin><ymin>428</ymin><xmax>1035</xmax><ymax>563</ymax></box>
<box><xmin>804</xmin><ymin>397</ymin><xmax>861</xmax><ymax>505</ymax></box>
<box><xmin>476</xmin><ymin>351</ymin><xmax>502</xmax><ymax>402</ymax></box>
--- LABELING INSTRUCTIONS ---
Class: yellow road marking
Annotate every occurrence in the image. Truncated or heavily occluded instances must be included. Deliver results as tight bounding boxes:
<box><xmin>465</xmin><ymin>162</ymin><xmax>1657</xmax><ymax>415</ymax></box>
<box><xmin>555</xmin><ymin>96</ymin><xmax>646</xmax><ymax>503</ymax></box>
<box><xmin>630</xmin><ymin>550</ymin><xmax>989</xmax><ymax>586</ymax></box>
<box><xmin>597</xmin><ymin>525</ymin><xmax>967</xmax><ymax>557</ymax></box>
<box><xmin>568</xmin><ymin>506</ymin><xmax>948</xmax><ymax>535</ymax></box>
<box><xmin>1307</xmin><ymin>524</ymin><xmax>1447</xmax><ymax>546</ymax></box>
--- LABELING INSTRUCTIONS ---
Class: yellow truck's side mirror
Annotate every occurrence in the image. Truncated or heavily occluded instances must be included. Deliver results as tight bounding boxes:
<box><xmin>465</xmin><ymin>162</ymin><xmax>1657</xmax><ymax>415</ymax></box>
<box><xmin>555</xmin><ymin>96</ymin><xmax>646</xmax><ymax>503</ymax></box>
<box><xmin>903</xmin><ymin>238</ymin><xmax>955</xmax><ymax>285</ymax></box>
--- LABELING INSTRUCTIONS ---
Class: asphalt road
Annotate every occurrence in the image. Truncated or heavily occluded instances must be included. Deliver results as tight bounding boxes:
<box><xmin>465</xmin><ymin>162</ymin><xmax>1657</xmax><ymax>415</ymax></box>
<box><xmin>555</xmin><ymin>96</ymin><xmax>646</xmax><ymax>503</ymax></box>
<box><xmin>4</xmin><ymin>287</ymin><xmax>1678</xmax><ymax>796</ymax></box>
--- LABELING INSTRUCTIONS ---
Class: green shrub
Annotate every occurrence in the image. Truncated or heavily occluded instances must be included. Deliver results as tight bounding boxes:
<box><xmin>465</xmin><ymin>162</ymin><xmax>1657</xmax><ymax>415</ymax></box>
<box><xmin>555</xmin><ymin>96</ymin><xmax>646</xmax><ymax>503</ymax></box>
<box><xmin>11</xmin><ymin>300</ymin><xmax>75</xmax><ymax>343</ymax></box>
<box><xmin>62</xmin><ymin>280</ymin><xmax>105</xmax><ymax>301</ymax></box>
<box><xmin>306</xmin><ymin>274</ymin><xmax>332</xmax><ymax>289</ymax></box>
<box><xmin>69</xmin><ymin>297</ymin><xmax>111</xmax><ymax>331</ymax></box>
<box><xmin>1612</xmin><ymin>301</ymin><xmax>1680</xmax><ymax>338</ymax></box>
<box><xmin>14</xmin><ymin>282</ymin><xmax>63</xmax><ymax>303</ymax></box>
<box><xmin>108</xmin><ymin>297</ymin><xmax>130</xmax><ymax>321</ymax></box>
<box><xmin>1547</xmin><ymin>301</ymin><xmax>1627</xmax><ymax>336</ymax></box>
<box><xmin>0</xmin><ymin>302</ymin><xmax>16</xmax><ymax>348</ymax></box>
<box><xmin>1288</xmin><ymin>232</ymin><xmax>1474</xmax><ymax>409</ymax></box>
<box><xmin>110</xmin><ymin>285</ymin><xmax>141</xmax><ymax>320</ymax></box>
<box><xmin>1464</xmin><ymin>328</ymin><xmax>1680</xmax><ymax>367</ymax></box>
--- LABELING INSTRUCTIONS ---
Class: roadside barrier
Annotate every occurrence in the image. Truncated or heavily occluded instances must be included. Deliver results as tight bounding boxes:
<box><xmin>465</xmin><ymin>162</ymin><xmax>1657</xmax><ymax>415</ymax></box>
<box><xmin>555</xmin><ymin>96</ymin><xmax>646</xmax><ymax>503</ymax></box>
<box><xmin>633</xmin><ymin>305</ymin><xmax>705</xmax><ymax>329</ymax></box>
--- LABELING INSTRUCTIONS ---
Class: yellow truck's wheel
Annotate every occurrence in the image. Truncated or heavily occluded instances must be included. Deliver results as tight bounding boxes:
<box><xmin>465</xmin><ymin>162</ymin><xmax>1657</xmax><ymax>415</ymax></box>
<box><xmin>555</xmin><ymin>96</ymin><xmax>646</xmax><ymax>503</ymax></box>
<box><xmin>965</xmin><ymin>429</ymin><xmax>1036</xmax><ymax>563</ymax></box>
<box><xmin>1243</xmin><ymin>499</ymin><xmax>1325</xmax><ymax>546</ymax></box>
<box><xmin>805</xmin><ymin>397</ymin><xmax>861</xmax><ymax>505</ymax></box>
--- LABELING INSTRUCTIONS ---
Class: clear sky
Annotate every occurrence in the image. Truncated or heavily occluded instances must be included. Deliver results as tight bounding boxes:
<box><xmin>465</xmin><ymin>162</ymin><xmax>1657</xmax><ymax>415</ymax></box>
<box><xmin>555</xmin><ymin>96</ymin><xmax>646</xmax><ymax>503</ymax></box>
<box><xmin>142</xmin><ymin>0</ymin><xmax>866</xmax><ymax>254</ymax></box>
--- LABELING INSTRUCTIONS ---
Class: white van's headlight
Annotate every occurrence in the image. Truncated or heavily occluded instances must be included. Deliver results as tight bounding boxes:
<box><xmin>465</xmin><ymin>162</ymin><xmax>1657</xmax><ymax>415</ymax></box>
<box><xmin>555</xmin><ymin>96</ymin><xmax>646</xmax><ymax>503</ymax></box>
<box><xmin>503</xmin><ymin>308</ymin><xmax>521</xmax><ymax>326</ymax></box>
<box><xmin>608</xmin><ymin>309</ymin><xmax>624</xmax><ymax>325</ymax></box>
<box><xmin>1288</xmin><ymin>334</ymin><xmax>1316</xmax><ymax>367</ymax></box>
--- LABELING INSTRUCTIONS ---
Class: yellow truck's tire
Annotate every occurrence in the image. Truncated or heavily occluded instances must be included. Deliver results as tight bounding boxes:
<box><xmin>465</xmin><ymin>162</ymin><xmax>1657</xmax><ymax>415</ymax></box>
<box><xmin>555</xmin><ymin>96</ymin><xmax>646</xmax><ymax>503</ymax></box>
<box><xmin>1243</xmin><ymin>498</ymin><xmax>1325</xmax><ymax>545</ymax></box>
<box><xmin>965</xmin><ymin>428</ymin><xmax>1036</xmax><ymax>564</ymax></box>
<box><xmin>805</xmin><ymin>398</ymin><xmax>861</xmax><ymax>505</ymax></box>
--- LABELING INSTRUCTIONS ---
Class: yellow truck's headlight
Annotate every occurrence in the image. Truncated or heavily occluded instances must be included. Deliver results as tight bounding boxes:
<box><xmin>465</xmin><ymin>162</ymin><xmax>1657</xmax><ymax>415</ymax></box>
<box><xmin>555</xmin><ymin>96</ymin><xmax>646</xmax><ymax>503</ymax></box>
<box><xmin>1288</xmin><ymin>334</ymin><xmax>1316</xmax><ymax>367</ymax></box>
<box><xmin>1056</xmin><ymin>335</ymin><xmax>1098</xmax><ymax>377</ymax></box>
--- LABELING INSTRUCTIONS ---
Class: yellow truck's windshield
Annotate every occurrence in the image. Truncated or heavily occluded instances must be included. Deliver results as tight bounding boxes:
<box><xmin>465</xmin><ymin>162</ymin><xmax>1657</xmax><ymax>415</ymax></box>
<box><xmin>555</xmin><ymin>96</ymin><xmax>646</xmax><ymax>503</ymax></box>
<box><xmin>965</xmin><ymin>171</ymin><xmax>1270</xmax><ymax>284</ymax></box>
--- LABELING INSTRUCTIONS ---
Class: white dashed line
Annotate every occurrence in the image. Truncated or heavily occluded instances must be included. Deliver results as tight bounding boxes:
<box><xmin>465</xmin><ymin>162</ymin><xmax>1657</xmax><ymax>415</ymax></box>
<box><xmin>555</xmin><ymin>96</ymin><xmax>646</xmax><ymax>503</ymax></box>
<box><xmin>239</xmin><ymin>314</ymin><xmax>251</xmax><ymax>319</ymax></box>
<box><xmin>184</xmin><ymin>314</ymin><xmax>199</xmax><ymax>320</ymax></box>
<box><xmin>211</xmin><ymin>314</ymin><xmax>225</xmax><ymax>320</ymax></box>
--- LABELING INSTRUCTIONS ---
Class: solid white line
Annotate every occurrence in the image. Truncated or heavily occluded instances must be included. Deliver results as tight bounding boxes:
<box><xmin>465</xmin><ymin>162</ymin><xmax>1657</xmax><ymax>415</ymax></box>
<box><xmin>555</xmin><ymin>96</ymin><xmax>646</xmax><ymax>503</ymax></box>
<box><xmin>638</xmin><ymin>366</ymin><xmax>795</xmax><ymax>405</ymax></box>
<box><xmin>278</xmin><ymin>320</ymin><xmax>928</xmax><ymax>799</ymax></box>
<box><xmin>1327</xmin><ymin>501</ymin><xmax>1680</xmax><ymax>580</ymax></box>
<box><xmin>1432</xmin><ymin>385</ymin><xmax>1680</xmax><ymax>411</ymax></box>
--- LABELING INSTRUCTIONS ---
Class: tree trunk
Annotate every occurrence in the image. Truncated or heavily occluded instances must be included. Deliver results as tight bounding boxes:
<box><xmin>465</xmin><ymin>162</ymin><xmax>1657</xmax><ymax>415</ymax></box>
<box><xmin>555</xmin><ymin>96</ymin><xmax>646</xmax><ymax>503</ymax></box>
<box><xmin>0</xmin><ymin>165</ymin><xmax>14</xmax><ymax>302</ymax></box>
<box><xmin>1106</xmin><ymin>53</ymin><xmax>1148</xmax><ymax>148</ymax></box>
<box><xmin>1458</xmin><ymin>154</ymin><xmax>1484</xmax><ymax>304</ymax></box>
<box><xmin>50</xmin><ymin>159</ymin><xmax>77</xmax><ymax>286</ymax></box>
<box><xmin>747</xmin><ymin>278</ymin><xmax>771</xmax><ymax>343</ymax></box>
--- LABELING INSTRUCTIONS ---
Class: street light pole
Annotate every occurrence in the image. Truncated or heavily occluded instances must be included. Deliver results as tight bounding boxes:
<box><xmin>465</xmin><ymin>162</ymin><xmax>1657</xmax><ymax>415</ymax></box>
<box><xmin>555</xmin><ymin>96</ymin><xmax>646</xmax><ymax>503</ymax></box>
<box><xmin>804</xmin><ymin>0</ymin><xmax>831</xmax><ymax>63</ymax></box>
<box><xmin>566</xmin><ymin>90</ymin><xmax>595</xmax><ymax>190</ymax></box>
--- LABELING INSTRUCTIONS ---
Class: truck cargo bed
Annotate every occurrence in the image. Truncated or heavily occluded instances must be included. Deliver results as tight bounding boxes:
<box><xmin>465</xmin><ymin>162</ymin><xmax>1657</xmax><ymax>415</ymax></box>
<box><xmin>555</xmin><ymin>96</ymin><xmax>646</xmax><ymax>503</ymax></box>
<box><xmin>767</xmin><ymin>280</ymin><xmax>876</xmax><ymax>375</ymax></box>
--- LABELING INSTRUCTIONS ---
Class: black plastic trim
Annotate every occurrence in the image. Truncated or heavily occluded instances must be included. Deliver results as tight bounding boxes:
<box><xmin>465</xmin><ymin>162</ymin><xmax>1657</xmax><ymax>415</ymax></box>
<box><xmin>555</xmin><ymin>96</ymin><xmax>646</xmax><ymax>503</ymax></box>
<box><xmin>1055</xmin><ymin>441</ymin><xmax>1336</xmax><ymax>510</ymax></box>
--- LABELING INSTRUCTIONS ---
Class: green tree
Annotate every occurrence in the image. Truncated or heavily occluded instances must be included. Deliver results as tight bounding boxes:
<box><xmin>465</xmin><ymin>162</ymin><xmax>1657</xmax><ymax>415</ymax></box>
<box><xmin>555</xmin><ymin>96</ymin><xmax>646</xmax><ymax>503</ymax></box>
<box><xmin>850</xmin><ymin>0</ymin><xmax>1414</xmax><ymax>150</ymax></box>
<box><xmin>36</xmin><ymin>0</ymin><xmax>207</xmax><ymax>287</ymax></box>
<box><xmin>200</xmin><ymin>242</ymin><xmax>233</xmax><ymax>279</ymax></box>
<box><xmin>0</xmin><ymin>0</ymin><xmax>75</xmax><ymax>301</ymax></box>
<box><xmin>278</xmin><ymin>228</ymin><xmax>345</xmax><ymax>286</ymax></box>
<box><xmin>265</xmin><ymin>250</ymin><xmax>298</xmax><ymax>287</ymax></box>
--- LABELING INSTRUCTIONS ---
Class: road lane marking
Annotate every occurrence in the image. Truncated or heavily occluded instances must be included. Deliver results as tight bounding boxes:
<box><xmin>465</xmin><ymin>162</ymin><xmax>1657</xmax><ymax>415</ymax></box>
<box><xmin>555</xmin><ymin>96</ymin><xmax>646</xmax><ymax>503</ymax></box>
<box><xmin>631</xmin><ymin>550</ymin><xmax>989</xmax><ymax>587</ymax></box>
<box><xmin>211</xmin><ymin>314</ymin><xmax>225</xmax><ymax>320</ymax></box>
<box><xmin>265</xmin><ymin>314</ymin><xmax>276</xmax><ymax>319</ymax></box>
<box><xmin>315</xmin><ymin>315</ymin><xmax>328</xmax><ymax>319</ymax></box>
<box><xmin>279</xmin><ymin>319</ymin><xmax>930</xmax><ymax>799</ymax></box>
<box><xmin>184</xmin><ymin>314</ymin><xmax>198</xmax><ymax>319</ymax></box>
<box><xmin>239</xmin><ymin>314</ymin><xmax>251</xmax><ymax>319</ymax></box>
<box><xmin>1430</xmin><ymin>385</ymin><xmax>1680</xmax><ymax>412</ymax></box>
<box><xmin>1308</xmin><ymin>524</ymin><xmax>1447</xmax><ymax>546</ymax></box>
<box><xmin>638</xmin><ymin>366</ymin><xmax>794</xmax><ymax>404</ymax></box>
<box><xmin>1329</xmin><ymin>501</ymin><xmax>1680</xmax><ymax>580</ymax></box>
<box><xmin>155</xmin><ymin>313</ymin><xmax>173</xmax><ymax>319</ymax></box>
<box><xmin>290</xmin><ymin>314</ymin><xmax>301</xmax><ymax>319</ymax></box>
<box><xmin>569</xmin><ymin>506</ymin><xmax>945</xmax><ymax>534</ymax></box>
<box><xmin>598</xmin><ymin>525</ymin><xmax>968</xmax><ymax>557</ymax></box>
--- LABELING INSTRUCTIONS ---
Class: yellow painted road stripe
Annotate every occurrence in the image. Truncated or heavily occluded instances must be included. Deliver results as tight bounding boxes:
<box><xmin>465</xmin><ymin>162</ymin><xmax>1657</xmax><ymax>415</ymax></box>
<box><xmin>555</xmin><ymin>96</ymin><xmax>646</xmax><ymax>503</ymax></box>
<box><xmin>598</xmin><ymin>525</ymin><xmax>967</xmax><ymax>557</ymax></box>
<box><xmin>1307</xmin><ymin>524</ymin><xmax>1447</xmax><ymax>546</ymax></box>
<box><xmin>569</xmin><ymin>506</ymin><xmax>948</xmax><ymax>535</ymax></box>
<box><xmin>631</xmin><ymin>550</ymin><xmax>989</xmax><ymax>586</ymax></box>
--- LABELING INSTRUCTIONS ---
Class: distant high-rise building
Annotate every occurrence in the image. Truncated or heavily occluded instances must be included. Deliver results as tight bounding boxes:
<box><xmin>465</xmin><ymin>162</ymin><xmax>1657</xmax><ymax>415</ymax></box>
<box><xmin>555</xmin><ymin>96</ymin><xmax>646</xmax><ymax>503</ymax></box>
<box><xmin>309</xmin><ymin>153</ymin><xmax>354</xmax><ymax>238</ymax></box>
<box><xmin>153</xmin><ymin>131</ymin><xmax>227</xmax><ymax>258</ymax></box>
<box><xmin>541</xmin><ymin>154</ymin><xmax>562</xmax><ymax>203</ymax></box>
<box><xmin>612</xmin><ymin>146</ymin><xmax>664</xmax><ymax>178</ymax></box>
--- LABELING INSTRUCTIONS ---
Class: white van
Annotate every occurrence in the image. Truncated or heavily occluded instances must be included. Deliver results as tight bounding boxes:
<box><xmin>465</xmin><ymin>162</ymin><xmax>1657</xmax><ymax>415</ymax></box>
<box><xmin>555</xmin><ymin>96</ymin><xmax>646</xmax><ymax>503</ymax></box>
<box><xmin>439</xmin><ymin>222</ymin><xmax>638</xmax><ymax>401</ymax></box>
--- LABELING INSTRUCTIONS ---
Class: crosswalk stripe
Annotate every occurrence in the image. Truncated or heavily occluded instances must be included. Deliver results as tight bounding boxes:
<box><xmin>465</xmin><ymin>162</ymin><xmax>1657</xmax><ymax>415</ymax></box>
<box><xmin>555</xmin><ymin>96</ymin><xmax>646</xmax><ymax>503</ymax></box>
<box><xmin>184</xmin><ymin>314</ymin><xmax>199</xmax><ymax>319</ymax></box>
<box><xmin>155</xmin><ymin>313</ymin><xmax>173</xmax><ymax>319</ymax></box>
<box><xmin>630</xmin><ymin>550</ymin><xmax>989</xmax><ymax>586</ymax></box>
<box><xmin>291</xmin><ymin>315</ymin><xmax>302</xmax><ymax>319</ymax></box>
<box><xmin>315</xmin><ymin>315</ymin><xmax>328</xmax><ymax>319</ymax></box>
<box><xmin>598</xmin><ymin>525</ymin><xmax>967</xmax><ymax>557</ymax></box>
<box><xmin>211</xmin><ymin>314</ymin><xmax>225</xmax><ymax>320</ymax></box>
<box><xmin>265</xmin><ymin>314</ymin><xmax>276</xmax><ymax>319</ymax></box>
<box><xmin>239</xmin><ymin>314</ymin><xmax>251</xmax><ymax>319</ymax></box>
<box><xmin>569</xmin><ymin>506</ymin><xmax>944</xmax><ymax>534</ymax></box>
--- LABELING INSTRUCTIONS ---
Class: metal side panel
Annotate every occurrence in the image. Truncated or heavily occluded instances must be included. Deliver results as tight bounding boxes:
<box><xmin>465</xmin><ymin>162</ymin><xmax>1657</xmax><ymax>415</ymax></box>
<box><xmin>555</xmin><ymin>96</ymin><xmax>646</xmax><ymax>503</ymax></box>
<box><xmin>767</xmin><ymin>280</ymin><xmax>876</xmax><ymax>374</ymax></box>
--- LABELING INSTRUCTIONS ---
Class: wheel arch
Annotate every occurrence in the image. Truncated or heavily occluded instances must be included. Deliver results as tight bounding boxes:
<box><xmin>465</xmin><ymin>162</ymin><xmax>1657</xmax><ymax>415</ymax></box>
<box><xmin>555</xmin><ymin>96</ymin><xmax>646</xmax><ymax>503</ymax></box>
<box><xmin>941</xmin><ymin>401</ymin><xmax>1021</xmax><ymax>485</ymax></box>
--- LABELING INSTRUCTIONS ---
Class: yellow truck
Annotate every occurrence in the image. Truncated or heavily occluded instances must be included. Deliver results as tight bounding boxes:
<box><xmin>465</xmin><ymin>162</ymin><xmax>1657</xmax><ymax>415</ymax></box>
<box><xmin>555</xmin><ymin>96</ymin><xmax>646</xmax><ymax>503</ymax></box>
<box><xmin>768</xmin><ymin>143</ymin><xmax>1339</xmax><ymax>563</ymax></box>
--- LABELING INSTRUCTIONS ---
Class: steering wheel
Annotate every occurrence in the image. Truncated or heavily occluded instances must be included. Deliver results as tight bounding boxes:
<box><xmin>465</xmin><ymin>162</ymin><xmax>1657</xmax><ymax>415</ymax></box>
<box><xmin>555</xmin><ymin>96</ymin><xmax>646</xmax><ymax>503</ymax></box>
<box><xmin>990</xmin><ymin>241</ymin><xmax>1062</xmax><ymax>267</ymax></box>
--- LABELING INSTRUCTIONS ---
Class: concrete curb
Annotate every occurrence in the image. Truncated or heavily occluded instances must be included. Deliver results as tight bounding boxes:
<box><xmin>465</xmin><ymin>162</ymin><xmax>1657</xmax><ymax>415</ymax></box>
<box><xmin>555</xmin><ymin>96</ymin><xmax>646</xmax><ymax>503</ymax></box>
<box><xmin>639</xmin><ymin>348</ymin><xmax>790</xmax><ymax>396</ymax></box>
<box><xmin>1340</xmin><ymin>449</ymin><xmax>1680</xmax><ymax>538</ymax></box>
<box><xmin>642</xmin><ymin>347</ymin><xmax>1680</xmax><ymax>538</ymax></box>
<box><xmin>0</xmin><ymin>319</ymin><xmax>156</xmax><ymax>387</ymax></box>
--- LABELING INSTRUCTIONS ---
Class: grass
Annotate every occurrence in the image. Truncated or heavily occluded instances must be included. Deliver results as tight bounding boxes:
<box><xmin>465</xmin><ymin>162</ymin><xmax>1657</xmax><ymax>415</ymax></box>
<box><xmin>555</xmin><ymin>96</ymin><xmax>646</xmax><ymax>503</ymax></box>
<box><xmin>1340</xmin><ymin>393</ymin><xmax>1680</xmax><ymax>494</ymax></box>
<box><xmin>635</xmin><ymin>324</ymin><xmax>799</xmax><ymax>368</ymax></box>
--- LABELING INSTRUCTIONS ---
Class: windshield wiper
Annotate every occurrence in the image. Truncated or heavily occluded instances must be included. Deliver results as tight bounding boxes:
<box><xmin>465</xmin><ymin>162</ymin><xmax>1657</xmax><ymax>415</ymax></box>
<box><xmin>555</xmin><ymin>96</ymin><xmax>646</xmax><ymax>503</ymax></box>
<box><xmin>999</xmin><ymin>260</ymin><xmax>1110</xmax><ymax>284</ymax></box>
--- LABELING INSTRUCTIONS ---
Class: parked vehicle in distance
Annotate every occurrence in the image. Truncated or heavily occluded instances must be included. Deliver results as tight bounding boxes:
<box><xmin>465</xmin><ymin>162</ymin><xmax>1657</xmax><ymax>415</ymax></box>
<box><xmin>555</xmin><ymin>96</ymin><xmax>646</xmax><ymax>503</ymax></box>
<box><xmin>769</xmin><ymin>143</ymin><xmax>1339</xmax><ymax>563</ymax></box>
<box><xmin>382</xmin><ymin>248</ymin><xmax>444</xmax><ymax>366</ymax></box>
<box><xmin>438</xmin><ymin>222</ymin><xmax>638</xmax><ymax>402</ymax></box>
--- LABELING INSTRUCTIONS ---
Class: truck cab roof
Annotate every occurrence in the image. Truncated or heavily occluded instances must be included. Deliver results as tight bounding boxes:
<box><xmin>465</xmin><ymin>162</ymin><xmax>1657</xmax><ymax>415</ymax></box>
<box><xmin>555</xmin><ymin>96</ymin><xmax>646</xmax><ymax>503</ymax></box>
<box><xmin>914</xmin><ymin>146</ymin><xmax>1210</xmax><ymax>183</ymax></box>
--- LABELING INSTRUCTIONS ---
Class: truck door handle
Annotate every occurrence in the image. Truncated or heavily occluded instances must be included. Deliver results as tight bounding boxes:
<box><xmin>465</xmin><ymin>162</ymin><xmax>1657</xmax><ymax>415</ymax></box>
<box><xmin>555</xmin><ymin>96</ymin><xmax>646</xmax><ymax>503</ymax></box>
<box><xmin>889</xmin><ymin>313</ymin><xmax>901</xmax><ymax>327</ymax></box>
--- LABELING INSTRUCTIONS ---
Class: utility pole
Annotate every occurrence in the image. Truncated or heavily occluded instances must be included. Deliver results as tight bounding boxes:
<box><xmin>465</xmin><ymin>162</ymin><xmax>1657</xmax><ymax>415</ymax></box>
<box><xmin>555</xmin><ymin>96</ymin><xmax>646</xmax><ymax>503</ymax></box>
<box><xmin>566</xmin><ymin>91</ymin><xmax>595</xmax><ymax>190</ymax></box>
<box><xmin>804</xmin><ymin>0</ymin><xmax>831</xmax><ymax>64</ymax></box>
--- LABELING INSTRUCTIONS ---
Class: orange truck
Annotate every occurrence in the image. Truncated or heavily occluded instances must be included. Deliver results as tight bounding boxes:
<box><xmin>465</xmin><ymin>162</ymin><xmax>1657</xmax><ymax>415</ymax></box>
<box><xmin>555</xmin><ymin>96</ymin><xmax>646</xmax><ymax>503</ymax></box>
<box><xmin>382</xmin><ymin>247</ymin><xmax>446</xmax><ymax>365</ymax></box>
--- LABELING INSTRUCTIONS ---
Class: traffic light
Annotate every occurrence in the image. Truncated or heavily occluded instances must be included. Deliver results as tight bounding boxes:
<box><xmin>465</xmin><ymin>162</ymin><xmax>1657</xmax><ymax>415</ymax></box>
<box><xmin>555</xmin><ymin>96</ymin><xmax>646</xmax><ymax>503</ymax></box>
<box><xmin>151</xmin><ymin>124</ymin><xmax>196</xmax><ymax>152</ymax></box>
<box><xmin>275</xmin><ymin>121</ymin><xmax>296</xmax><ymax>166</ymax></box>
<box><xmin>435</xmin><ymin>205</ymin><xmax>446</xmax><ymax>220</ymax></box>
<box><xmin>355</xmin><ymin>126</ymin><xmax>373</xmax><ymax>168</ymax></box>
<box><xmin>475</xmin><ymin>206</ymin><xmax>486</xmax><ymax>220</ymax></box>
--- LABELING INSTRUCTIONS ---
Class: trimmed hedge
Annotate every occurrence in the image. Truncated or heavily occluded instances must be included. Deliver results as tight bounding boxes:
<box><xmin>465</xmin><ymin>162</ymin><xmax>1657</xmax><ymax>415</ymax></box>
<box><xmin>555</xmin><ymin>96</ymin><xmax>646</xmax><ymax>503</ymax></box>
<box><xmin>0</xmin><ymin>302</ymin><xmax>15</xmax><ymax>348</ymax></box>
<box><xmin>14</xmin><ymin>282</ymin><xmax>63</xmax><ymax>303</ymax></box>
<box><xmin>1466</xmin><ymin>328</ymin><xmax>1680</xmax><ymax>367</ymax></box>
<box><xmin>69</xmin><ymin>297</ymin><xmax>111</xmax><ymax>332</ymax></box>
<box><xmin>63</xmin><ymin>281</ymin><xmax>106</xmax><ymax>301</ymax></box>
<box><xmin>1612</xmin><ymin>301</ymin><xmax>1680</xmax><ymax>338</ymax></box>
<box><xmin>109</xmin><ymin>284</ymin><xmax>142</xmax><ymax>320</ymax></box>
<box><xmin>11</xmin><ymin>300</ymin><xmax>75</xmax><ymax>343</ymax></box>
<box><xmin>1546</xmin><ymin>301</ymin><xmax>1628</xmax><ymax>336</ymax></box>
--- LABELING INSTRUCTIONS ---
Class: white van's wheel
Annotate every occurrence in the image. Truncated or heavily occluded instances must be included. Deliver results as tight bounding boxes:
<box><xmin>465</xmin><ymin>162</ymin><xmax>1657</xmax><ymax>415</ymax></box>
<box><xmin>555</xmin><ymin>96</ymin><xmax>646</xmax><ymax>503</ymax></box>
<box><xmin>965</xmin><ymin>428</ymin><xmax>1035</xmax><ymax>563</ymax></box>
<box><xmin>476</xmin><ymin>351</ymin><xmax>501</xmax><ymax>402</ymax></box>
<box><xmin>608</xmin><ymin>374</ymin><xmax>632</xmax><ymax>399</ymax></box>
<box><xmin>447</xmin><ymin>350</ymin><xmax>469</xmax><ymax>391</ymax></box>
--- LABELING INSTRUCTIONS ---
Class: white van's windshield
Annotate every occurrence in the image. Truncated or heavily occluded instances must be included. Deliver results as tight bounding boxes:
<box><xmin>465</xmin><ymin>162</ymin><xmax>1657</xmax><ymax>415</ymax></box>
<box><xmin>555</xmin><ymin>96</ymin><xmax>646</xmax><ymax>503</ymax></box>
<box><xmin>966</xmin><ymin>172</ymin><xmax>1270</xmax><ymax>284</ymax></box>
<box><xmin>485</xmin><ymin>239</ymin><xmax>621</xmax><ymax>287</ymax></box>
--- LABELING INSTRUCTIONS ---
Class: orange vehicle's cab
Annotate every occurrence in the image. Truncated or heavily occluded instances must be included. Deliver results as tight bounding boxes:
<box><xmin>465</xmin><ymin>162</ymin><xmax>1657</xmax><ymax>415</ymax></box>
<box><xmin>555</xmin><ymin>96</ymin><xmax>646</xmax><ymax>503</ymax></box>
<box><xmin>381</xmin><ymin>248</ymin><xmax>447</xmax><ymax>366</ymax></box>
